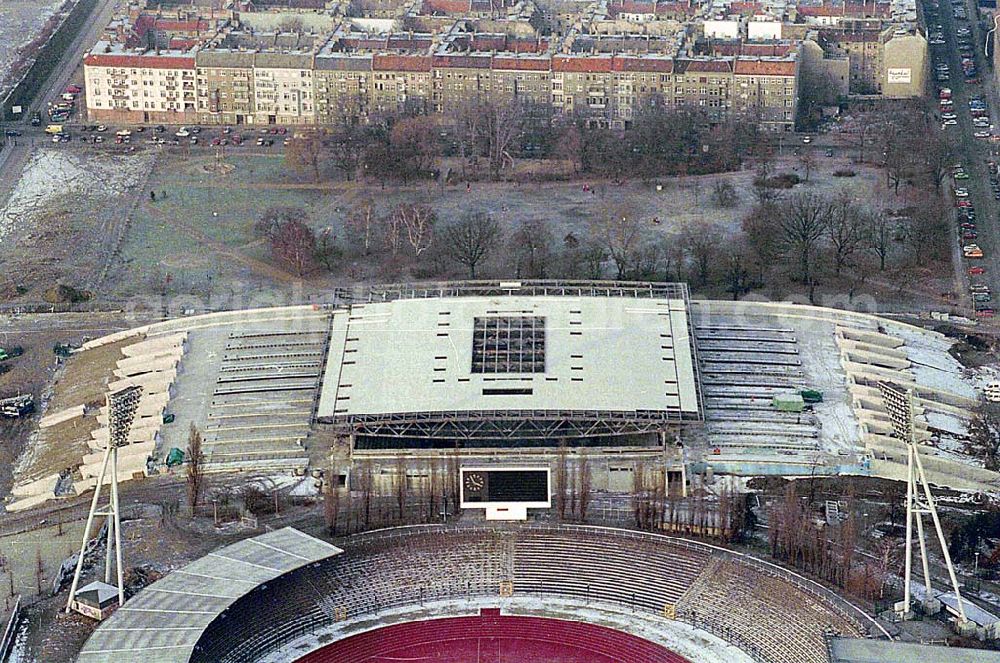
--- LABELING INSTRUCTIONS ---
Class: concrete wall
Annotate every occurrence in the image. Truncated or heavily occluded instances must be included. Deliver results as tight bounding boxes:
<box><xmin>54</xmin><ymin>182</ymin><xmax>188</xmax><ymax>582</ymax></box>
<box><xmin>881</xmin><ymin>32</ymin><xmax>928</xmax><ymax>98</ymax></box>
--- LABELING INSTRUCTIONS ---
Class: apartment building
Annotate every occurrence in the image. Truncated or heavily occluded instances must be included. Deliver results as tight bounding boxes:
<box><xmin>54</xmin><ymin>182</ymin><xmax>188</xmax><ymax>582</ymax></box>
<box><xmin>83</xmin><ymin>51</ymin><xmax>197</xmax><ymax>123</ymax></box>
<box><xmin>801</xmin><ymin>24</ymin><xmax>926</xmax><ymax>97</ymax></box>
<box><xmin>84</xmin><ymin>46</ymin><xmax>799</xmax><ymax>129</ymax></box>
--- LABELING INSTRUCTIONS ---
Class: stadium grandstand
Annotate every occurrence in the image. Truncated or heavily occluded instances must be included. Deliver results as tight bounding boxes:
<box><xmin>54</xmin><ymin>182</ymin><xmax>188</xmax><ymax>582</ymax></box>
<box><xmin>77</xmin><ymin>524</ymin><xmax>886</xmax><ymax>663</ymax></box>
<box><xmin>10</xmin><ymin>280</ymin><xmax>999</xmax><ymax>514</ymax></box>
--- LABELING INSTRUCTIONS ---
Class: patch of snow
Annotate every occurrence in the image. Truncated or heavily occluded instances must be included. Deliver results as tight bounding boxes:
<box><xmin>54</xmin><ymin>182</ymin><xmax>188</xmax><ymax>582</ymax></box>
<box><xmin>891</xmin><ymin>325</ymin><xmax>978</xmax><ymax>401</ymax></box>
<box><xmin>0</xmin><ymin>149</ymin><xmax>153</xmax><ymax>244</ymax></box>
<box><xmin>289</xmin><ymin>477</ymin><xmax>320</xmax><ymax>497</ymax></box>
<box><xmin>0</xmin><ymin>0</ymin><xmax>63</xmax><ymax>93</ymax></box>
<box><xmin>926</xmin><ymin>412</ymin><xmax>968</xmax><ymax>436</ymax></box>
<box><xmin>927</xmin><ymin>436</ymin><xmax>984</xmax><ymax>469</ymax></box>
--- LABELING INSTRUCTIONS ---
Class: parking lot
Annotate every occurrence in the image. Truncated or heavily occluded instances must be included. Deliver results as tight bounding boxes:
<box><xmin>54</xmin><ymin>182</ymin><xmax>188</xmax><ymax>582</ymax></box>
<box><xmin>927</xmin><ymin>0</ymin><xmax>999</xmax><ymax>318</ymax></box>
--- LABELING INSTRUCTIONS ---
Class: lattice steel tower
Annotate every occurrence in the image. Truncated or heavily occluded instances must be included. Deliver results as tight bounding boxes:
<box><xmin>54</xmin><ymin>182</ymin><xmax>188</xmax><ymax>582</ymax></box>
<box><xmin>66</xmin><ymin>385</ymin><xmax>143</xmax><ymax>613</ymax></box>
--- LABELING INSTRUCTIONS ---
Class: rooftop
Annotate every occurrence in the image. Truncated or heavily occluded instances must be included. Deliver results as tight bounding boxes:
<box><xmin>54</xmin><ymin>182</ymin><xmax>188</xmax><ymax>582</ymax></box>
<box><xmin>316</xmin><ymin>281</ymin><xmax>702</xmax><ymax>433</ymax></box>
<box><xmin>77</xmin><ymin>527</ymin><xmax>341</xmax><ymax>663</ymax></box>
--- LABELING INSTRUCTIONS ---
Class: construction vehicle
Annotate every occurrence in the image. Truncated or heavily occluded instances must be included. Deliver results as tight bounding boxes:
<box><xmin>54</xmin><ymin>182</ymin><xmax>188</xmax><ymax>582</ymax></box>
<box><xmin>0</xmin><ymin>346</ymin><xmax>23</xmax><ymax>362</ymax></box>
<box><xmin>0</xmin><ymin>394</ymin><xmax>34</xmax><ymax>418</ymax></box>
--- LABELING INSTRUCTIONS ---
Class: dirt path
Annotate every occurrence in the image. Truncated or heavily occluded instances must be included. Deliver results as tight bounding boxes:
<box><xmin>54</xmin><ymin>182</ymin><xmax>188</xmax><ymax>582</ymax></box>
<box><xmin>142</xmin><ymin>203</ymin><xmax>303</xmax><ymax>284</ymax></box>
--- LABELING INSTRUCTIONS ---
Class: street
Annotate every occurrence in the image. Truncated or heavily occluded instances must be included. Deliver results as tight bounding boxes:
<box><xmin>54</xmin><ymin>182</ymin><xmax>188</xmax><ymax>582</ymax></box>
<box><xmin>933</xmin><ymin>0</ymin><xmax>1000</xmax><ymax>319</ymax></box>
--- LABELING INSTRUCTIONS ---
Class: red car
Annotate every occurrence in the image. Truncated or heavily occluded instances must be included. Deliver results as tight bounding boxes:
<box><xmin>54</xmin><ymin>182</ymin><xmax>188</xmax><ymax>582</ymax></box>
<box><xmin>957</xmin><ymin>200</ymin><xmax>973</xmax><ymax>207</ymax></box>
<box><xmin>976</xmin><ymin>309</ymin><xmax>995</xmax><ymax>318</ymax></box>
<box><xmin>961</xmin><ymin>222</ymin><xmax>976</xmax><ymax>229</ymax></box>
<box><xmin>66</xmin><ymin>84</ymin><xmax>82</xmax><ymax>94</ymax></box>
<box><xmin>964</xmin><ymin>231</ymin><xmax>978</xmax><ymax>240</ymax></box>
<box><xmin>969</xmin><ymin>266</ymin><xmax>986</xmax><ymax>275</ymax></box>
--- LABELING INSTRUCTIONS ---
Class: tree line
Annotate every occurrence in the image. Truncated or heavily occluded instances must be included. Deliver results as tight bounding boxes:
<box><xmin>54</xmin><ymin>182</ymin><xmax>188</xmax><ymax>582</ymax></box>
<box><xmin>285</xmin><ymin>101</ymin><xmax>764</xmax><ymax>185</ymax></box>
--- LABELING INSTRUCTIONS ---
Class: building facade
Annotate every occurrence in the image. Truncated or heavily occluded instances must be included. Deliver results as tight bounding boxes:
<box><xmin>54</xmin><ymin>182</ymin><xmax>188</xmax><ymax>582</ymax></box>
<box><xmin>84</xmin><ymin>46</ymin><xmax>799</xmax><ymax>130</ymax></box>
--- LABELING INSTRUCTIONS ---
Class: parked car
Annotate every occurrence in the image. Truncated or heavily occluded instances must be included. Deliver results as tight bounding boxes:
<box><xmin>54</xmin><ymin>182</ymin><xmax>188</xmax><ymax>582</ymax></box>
<box><xmin>969</xmin><ymin>266</ymin><xmax>986</xmax><ymax>275</ymax></box>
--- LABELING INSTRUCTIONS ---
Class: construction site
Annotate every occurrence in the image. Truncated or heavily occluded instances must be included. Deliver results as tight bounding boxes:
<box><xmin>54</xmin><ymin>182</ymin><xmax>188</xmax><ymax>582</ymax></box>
<box><xmin>5</xmin><ymin>280</ymin><xmax>997</xmax><ymax>513</ymax></box>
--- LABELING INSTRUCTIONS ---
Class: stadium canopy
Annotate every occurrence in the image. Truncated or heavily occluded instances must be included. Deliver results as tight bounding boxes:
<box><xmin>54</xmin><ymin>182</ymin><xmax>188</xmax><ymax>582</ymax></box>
<box><xmin>77</xmin><ymin>527</ymin><xmax>341</xmax><ymax>663</ymax></box>
<box><xmin>829</xmin><ymin>638</ymin><xmax>1000</xmax><ymax>663</ymax></box>
<box><xmin>316</xmin><ymin>280</ymin><xmax>703</xmax><ymax>439</ymax></box>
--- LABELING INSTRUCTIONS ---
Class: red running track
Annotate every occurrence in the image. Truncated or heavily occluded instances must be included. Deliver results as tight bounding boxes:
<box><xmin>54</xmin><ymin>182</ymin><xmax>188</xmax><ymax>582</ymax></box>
<box><xmin>297</xmin><ymin>609</ymin><xmax>691</xmax><ymax>663</ymax></box>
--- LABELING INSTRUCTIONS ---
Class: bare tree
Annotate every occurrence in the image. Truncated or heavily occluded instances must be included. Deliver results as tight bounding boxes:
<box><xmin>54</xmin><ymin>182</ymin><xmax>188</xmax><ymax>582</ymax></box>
<box><xmin>326</xmin><ymin>123</ymin><xmax>368</xmax><ymax>180</ymax></box>
<box><xmin>316</xmin><ymin>227</ymin><xmax>340</xmax><ymax>271</ymax></box>
<box><xmin>741</xmin><ymin>204</ymin><xmax>783</xmax><ymax>285</ymax></box>
<box><xmin>752</xmin><ymin>156</ymin><xmax>783</xmax><ymax>204</ymax></box>
<box><xmin>555</xmin><ymin>123</ymin><xmax>583</xmax><ymax>173</ymax></box>
<box><xmin>383</xmin><ymin>209</ymin><xmax>404</xmax><ymax>256</ymax></box>
<box><xmin>680</xmin><ymin>221</ymin><xmax>720</xmax><ymax>286</ymax></box>
<box><xmin>799</xmin><ymin>151</ymin><xmax>817</xmax><ymax>183</ymax></box>
<box><xmin>825</xmin><ymin>192</ymin><xmax>867</xmax><ymax>276</ymax></box>
<box><xmin>187</xmin><ymin>424</ymin><xmax>204</xmax><ymax>511</ymax></box>
<box><xmin>448</xmin><ymin>443</ymin><xmax>461</xmax><ymax>514</ymax></box>
<box><xmin>966</xmin><ymin>403</ymin><xmax>1000</xmax><ymax>471</ymax></box>
<box><xmin>272</xmin><ymin>218</ymin><xmax>317</xmax><ymax>276</ymax></box>
<box><xmin>724</xmin><ymin>248</ymin><xmax>751</xmax><ymax>300</ymax></box>
<box><xmin>577</xmin><ymin>453</ymin><xmax>591</xmax><ymax>522</ymax></box>
<box><xmin>285</xmin><ymin>132</ymin><xmax>323</xmax><ymax>182</ymax></box>
<box><xmin>389</xmin><ymin>115</ymin><xmax>440</xmax><ymax>180</ymax></box>
<box><xmin>921</xmin><ymin>132</ymin><xmax>954</xmax><ymax>192</ymax></box>
<box><xmin>779</xmin><ymin>192</ymin><xmax>831</xmax><ymax>301</ymax></box>
<box><xmin>865</xmin><ymin>210</ymin><xmax>893</xmax><ymax>271</ymax></box>
<box><xmin>255</xmin><ymin>206</ymin><xmax>305</xmax><ymax>241</ymax></box>
<box><xmin>591</xmin><ymin>203</ymin><xmax>647</xmax><ymax>279</ymax></box>
<box><xmin>394</xmin><ymin>455</ymin><xmax>408</xmax><ymax>521</ymax></box>
<box><xmin>324</xmin><ymin>464</ymin><xmax>342</xmax><ymax>534</ymax></box>
<box><xmin>556</xmin><ymin>441</ymin><xmax>569</xmax><ymax>520</ymax></box>
<box><xmin>345</xmin><ymin>198</ymin><xmax>378</xmax><ymax>255</ymax></box>
<box><xmin>476</xmin><ymin>97</ymin><xmax>526</xmax><ymax>178</ymax></box>
<box><xmin>392</xmin><ymin>203</ymin><xmax>436</xmax><ymax>257</ymax></box>
<box><xmin>443</xmin><ymin>211</ymin><xmax>501</xmax><ymax>277</ymax></box>
<box><xmin>357</xmin><ymin>459</ymin><xmax>374</xmax><ymax>529</ymax></box>
<box><xmin>711</xmin><ymin>179</ymin><xmax>739</xmax><ymax>208</ymax></box>
<box><xmin>508</xmin><ymin>219</ymin><xmax>554</xmax><ymax>278</ymax></box>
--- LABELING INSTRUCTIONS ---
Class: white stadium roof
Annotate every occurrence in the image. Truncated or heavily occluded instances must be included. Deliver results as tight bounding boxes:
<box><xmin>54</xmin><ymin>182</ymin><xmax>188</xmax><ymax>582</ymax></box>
<box><xmin>77</xmin><ymin>527</ymin><xmax>341</xmax><ymax>663</ymax></box>
<box><xmin>316</xmin><ymin>284</ymin><xmax>702</xmax><ymax>435</ymax></box>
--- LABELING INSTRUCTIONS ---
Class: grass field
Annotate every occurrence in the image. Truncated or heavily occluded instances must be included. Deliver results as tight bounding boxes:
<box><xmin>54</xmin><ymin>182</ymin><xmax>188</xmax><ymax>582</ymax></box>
<box><xmin>111</xmin><ymin>149</ymin><xmax>883</xmax><ymax>306</ymax></box>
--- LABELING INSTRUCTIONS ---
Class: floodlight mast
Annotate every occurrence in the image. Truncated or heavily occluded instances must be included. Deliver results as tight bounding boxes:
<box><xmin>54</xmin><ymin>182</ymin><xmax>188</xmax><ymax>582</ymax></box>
<box><xmin>878</xmin><ymin>382</ymin><xmax>967</xmax><ymax>623</ymax></box>
<box><xmin>65</xmin><ymin>386</ymin><xmax>143</xmax><ymax>614</ymax></box>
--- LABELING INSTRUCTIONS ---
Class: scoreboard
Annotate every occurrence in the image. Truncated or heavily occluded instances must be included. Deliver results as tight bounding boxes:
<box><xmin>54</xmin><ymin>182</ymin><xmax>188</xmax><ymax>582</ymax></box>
<box><xmin>460</xmin><ymin>467</ymin><xmax>551</xmax><ymax>510</ymax></box>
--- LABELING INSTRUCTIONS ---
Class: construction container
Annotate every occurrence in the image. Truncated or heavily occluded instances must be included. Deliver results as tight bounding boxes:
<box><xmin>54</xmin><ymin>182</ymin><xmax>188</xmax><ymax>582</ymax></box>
<box><xmin>800</xmin><ymin>389</ymin><xmax>824</xmax><ymax>404</ymax></box>
<box><xmin>773</xmin><ymin>393</ymin><xmax>805</xmax><ymax>413</ymax></box>
<box><xmin>166</xmin><ymin>448</ymin><xmax>185</xmax><ymax>467</ymax></box>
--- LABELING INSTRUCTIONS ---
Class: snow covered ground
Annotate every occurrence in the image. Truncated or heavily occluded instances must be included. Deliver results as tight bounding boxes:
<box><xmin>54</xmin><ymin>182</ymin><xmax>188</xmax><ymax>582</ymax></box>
<box><xmin>0</xmin><ymin>0</ymin><xmax>64</xmax><ymax>93</ymax></box>
<box><xmin>0</xmin><ymin>149</ymin><xmax>154</xmax><ymax>245</ymax></box>
<box><xmin>892</xmin><ymin>325</ymin><xmax>979</xmax><ymax>401</ymax></box>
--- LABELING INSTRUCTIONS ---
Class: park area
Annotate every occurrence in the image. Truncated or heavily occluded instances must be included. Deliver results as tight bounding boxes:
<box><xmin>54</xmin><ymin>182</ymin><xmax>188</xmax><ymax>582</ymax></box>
<box><xmin>0</xmin><ymin>140</ymin><xmax>956</xmax><ymax>314</ymax></box>
<box><xmin>107</xmin><ymin>147</ymin><xmax>903</xmax><ymax>306</ymax></box>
